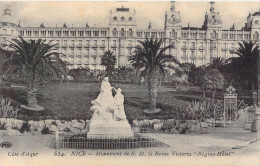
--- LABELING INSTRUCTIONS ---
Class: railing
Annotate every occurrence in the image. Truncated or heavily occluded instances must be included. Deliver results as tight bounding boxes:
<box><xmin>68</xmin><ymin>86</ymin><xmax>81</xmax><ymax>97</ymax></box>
<box><xmin>198</xmin><ymin>46</ymin><xmax>204</xmax><ymax>50</ymax></box>
<box><xmin>190</xmin><ymin>46</ymin><xmax>196</xmax><ymax>50</ymax></box>
<box><xmin>84</xmin><ymin>44</ymin><xmax>90</xmax><ymax>48</ymax></box>
<box><xmin>69</xmin><ymin>44</ymin><xmax>75</xmax><ymax>48</ymax></box>
<box><xmin>111</xmin><ymin>44</ymin><xmax>117</xmax><ymax>48</ymax></box>
<box><xmin>181</xmin><ymin>46</ymin><xmax>187</xmax><ymax>50</ymax></box>
<box><xmin>76</xmin><ymin>44</ymin><xmax>82</xmax><ymax>48</ymax></box>
<box><xmin>56</xmin><ymin>134</ymin><xmax>168</xmax><ymax>149</ymax></box>
<box><xmin>61</xmin><ymin>44</ymin><xmax>67</xmax><ymax>48</ymax></box>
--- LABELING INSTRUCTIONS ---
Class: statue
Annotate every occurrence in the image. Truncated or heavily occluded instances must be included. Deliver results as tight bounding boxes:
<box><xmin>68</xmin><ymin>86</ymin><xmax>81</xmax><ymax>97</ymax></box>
<box><xmin>90</xmin><ymin>77</ymin><xmax>115</xmax><ymax>121</ymax></box>
<box><xmin>87</xmin><ymin>77</ymin><xmax>134</xmax><ymax>138</ymax></box>
<box><xmin>113</xmin><ymin>88</ymin><xmax>126</xmax><ymax>121</ymax></box>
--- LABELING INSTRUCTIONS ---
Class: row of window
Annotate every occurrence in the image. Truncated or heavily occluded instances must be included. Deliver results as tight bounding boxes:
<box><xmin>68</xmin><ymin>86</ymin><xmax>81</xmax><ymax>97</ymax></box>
<box><xmin>113</xmin><ymin>16</ymin><xmax>133</xmax><ymax>22</ymax></box>
<box><xmin>19</xmin><ymin>30</ymin><xmax>107</xmax><ymax>37</ymax></box>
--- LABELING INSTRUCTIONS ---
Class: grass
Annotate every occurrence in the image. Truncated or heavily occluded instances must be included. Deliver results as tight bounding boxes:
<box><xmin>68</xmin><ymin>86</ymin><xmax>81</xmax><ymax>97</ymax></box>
<box><xmin>0</xmin><ymin>82</ymin><xmax>253</xmax><ymax>121</ymax></box>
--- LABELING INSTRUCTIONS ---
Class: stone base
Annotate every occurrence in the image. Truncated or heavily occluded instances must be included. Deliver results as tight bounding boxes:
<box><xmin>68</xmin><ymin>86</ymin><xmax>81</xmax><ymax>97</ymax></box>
<box><xmin>21</xmin><ymin>105</ymin><xmax>44</xmax><ymax>111</ymax></box>
<box><xmin>87</xmin><ymin>119</ymin><xmax>134</xmax><ymax>138</ymax></box>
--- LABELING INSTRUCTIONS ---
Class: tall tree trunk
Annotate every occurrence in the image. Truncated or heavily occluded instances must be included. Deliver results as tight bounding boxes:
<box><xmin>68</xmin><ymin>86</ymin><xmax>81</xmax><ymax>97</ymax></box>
<box><xmin>25</xmin><ymin>69</ymin><xmax>39</xmax><ymax>108</ymax></box>
<box><xmin>147</xmin><ymin>69</ymin><xmax>159</xmax><ymax>112</ymax></box>
<box><xmin>27</xmin><ymin>84</ymin><xmax>38</xmax><ymax>108</ymax></box>
<box><xmin>211</xmin><ymin>89</ymin><xmax>216</xmax><ymax>104</ymax></box>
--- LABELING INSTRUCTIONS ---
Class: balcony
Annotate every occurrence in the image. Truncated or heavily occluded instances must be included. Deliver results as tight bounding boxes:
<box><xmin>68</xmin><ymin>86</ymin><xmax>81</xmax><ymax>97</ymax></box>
<box><xmin>76</xmin><ymin>44</ymin><xmax>82</xmax><ymax>48</ymax></box>
<box><xmin>127</xmin><ymin>43</ymin><xmax>133</xmax><ymax>48</ymax></box>
<box><xmin>221</xmin><ymin>48</ymin><xmax>227</xmax><ymax>51</ymax></box>
<box><xmin>84</xmin><ymin>55</ymin><xmax>89</xmax><ymax>58</ymax></box>
<box><xmin>69</xmin><ymin>55</ymin><xmax>74</xmax><ymax>58</ymax></box>
<box><xmin>69</xmin><ymin>44</ymin><xmax>75</xmax><ymax>48</ymax></box>
<box><xmin>84</xmin><ymin>44</ymin><xmax>90</xmax><ymax>48</ymax></box>
<box><xmin>229</xmin><ymin>47</ymin><xmax>235</xmax><ymax>51</ymax></box>
<box><xmin>111</xmin><ymin>44</ymin><xmax>117</xmax><ymax>48</ymax></box>
<box><xmin>61</xmin><ymin>44</ymin><xmax>67</xmax><ymax>48</ymax></box>
<box><xmin>181</xmin><ymin>46</ymin><xmax>187</xmax><ymax>50</ymax></box>
<box><xmin>198</xmin><ymin>46</ymin><xmax>204</xmax><ymax>50</ymax></box>
<box><xmin>54</xmin><ymin>45</ymin><xmax>60</xmax><ymax>48</ymax></box>
<box><xmin>210</xmin><ymin>46</ymin><xmax>217</xmax><ymax>50</ymax></box>
<box><xmin>76</xmin><ymin>55</ymin><xmax>82</xmax><ymax>58</ymax></box>
<box><xmin>92</xmin><ymin>44</ymin><xmax>98</xmax><ymax>48</ymax></box>
<box><xmin>181</xmin><ymin>56</ymin><xmax>187</xmax><ymax>60</ymax></box>
<box><xmin>190</xmin><ymin>46</ymin><xmax>196</xmax><ymax>50</ymax></box>
<box><xmin>99</xmin><ymin>44</ymin><xmax>106</xmax><ymax>48</ymax></box>
<box><xmin>190</xmin><ymin>56</ymin><xmax>196</xmax><ymax>60</ymax></box>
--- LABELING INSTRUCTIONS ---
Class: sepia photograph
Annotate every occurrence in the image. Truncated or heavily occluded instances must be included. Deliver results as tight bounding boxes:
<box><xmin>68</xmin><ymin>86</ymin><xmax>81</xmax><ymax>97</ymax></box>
<box><xmin>0</xmin><ymin>1</ymin><xmax>259</xmax><ymax>166</ymax></box>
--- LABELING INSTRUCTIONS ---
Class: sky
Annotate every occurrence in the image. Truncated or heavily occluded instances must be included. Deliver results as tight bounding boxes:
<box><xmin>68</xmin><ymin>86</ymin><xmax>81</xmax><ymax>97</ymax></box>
<box><xmin>0</xmin><ymin>1</ymin><xmax>260</xmax><ymax>29</ymax></box>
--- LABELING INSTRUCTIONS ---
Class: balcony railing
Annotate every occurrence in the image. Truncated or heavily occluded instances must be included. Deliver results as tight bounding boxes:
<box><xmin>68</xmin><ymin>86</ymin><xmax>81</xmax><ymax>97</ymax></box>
<box><xmin>92</xmin><ymin>44</ymin><xmax>97</xmax><ymax>48</ymax></box>
<box><xmin>76</xmin><ymin>44</ymin><xmax>82</xmax><ymax>48</ymax></box>
<box><xmin>198</xmin><ymin>46</ymin><xmax>204</xmax><ymax>50</ymax></box>
<box><xmin>99</xmin><ymin>44</ymin><xmax>106</xmax><ymax>48</ymax></box>
<box><xmin>210</xmin><ymin>46</ymin><xmax>217</xmax><ymax>50</ymax></box>
<box><xmin>69</xmin><ymin>44</ymin><xmax>75</xmax><ymax>48</ymax></box>
<box><xmin>190</xmin><ymin>46</ymin><xmax>196</xmax><ymax>50</ymax></box>
<box><xmin>62</xmin><ymin>44</ymin><xmax>67</xmax><ymax>48</ymax></box>
<box><xmin>181</xmin><ymin>46</ymin><xmax>187</xmax><ymax>50</ymax></box>
<box><xmin>221</xmin><ymin>48</ymin><xmax>227</xmax><ymax>51</ymax></box>
<box><xmin>111</xmin><ymin>44</ymin><xmax>117</xmax><ymax>48</ymax></box>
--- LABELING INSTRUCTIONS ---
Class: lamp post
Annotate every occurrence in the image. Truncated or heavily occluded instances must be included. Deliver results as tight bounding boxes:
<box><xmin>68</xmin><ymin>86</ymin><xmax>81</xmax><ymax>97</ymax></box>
<box><xmin>252</xmin><ymin>91</ymin><xmax>257</xmax><ymax>106</ymax></box>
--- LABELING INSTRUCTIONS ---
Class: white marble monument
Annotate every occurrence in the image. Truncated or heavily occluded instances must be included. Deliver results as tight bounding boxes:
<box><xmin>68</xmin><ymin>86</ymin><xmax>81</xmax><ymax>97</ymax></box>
<box><xmin>87</xmin><ymin>77</ymin><xmax>134</xmax><ymax>138</ymax></box>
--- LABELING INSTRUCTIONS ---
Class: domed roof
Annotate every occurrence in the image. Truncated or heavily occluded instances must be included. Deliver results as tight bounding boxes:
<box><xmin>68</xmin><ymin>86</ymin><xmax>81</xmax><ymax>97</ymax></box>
<box><xmin>0</xmin><ymin>6</ymin><xmax>17</xmax><ymax>25</ymax></box>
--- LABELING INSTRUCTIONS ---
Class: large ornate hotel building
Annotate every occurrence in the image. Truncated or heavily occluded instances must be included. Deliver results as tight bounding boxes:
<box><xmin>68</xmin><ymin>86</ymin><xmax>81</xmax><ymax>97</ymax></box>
<box><xmin>0</xmin><ymin>2</ymin><xmax>260</xmax><ymax>70</ymax></box>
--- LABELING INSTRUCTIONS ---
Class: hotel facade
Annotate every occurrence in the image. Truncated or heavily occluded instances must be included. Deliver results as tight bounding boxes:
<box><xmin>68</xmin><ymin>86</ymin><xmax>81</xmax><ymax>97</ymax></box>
<box><xmin>0</xmin><ymin>2</ymin><xmax>260</xmax><ymax>70</ymax></box>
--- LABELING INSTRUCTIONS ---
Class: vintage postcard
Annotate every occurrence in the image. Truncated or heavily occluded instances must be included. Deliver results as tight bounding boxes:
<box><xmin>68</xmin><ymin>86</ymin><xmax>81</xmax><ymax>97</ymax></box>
<box><xmin>0</xmin><ymin>1</ymin><xmax>260</xmax><ymax>166</ymax></box>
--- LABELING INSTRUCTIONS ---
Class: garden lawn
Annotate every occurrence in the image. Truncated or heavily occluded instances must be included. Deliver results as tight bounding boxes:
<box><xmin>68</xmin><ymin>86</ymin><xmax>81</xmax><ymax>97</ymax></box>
<box><xmin>0</xmin><ymin>82</ymin><xmax>253</xmax><ymax>121</ymax></box>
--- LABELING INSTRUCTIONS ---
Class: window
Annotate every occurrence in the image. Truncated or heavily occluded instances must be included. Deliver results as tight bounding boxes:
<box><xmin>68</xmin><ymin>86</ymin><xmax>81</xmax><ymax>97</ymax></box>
<box><xmin>199</xmin><ymin>33</ymin><xmax>205</xmax><ymax>39</ymax></box>
<box><xmin>190</xmin><ymin>33</ymin><xmax>197</xmax><ymax>39</ymax></box>
<box><xmin>70</xmin><ymin>31</ymin><xmax>76</xmax><ymax>37</ymax></box>
<box><xmin>120</xmin><ymin>28</ymin><xmax>125</xmax><ymax>37</ymax></box>
<box><xmin>112</xmin><ymin>28</ymin><xmax>118</xmax><ymax>37</ymax></box>
<box><xmin>85</xmin><ymin>31</ymin><xmax>91</xmax><ymax>37</ymax></box>
<box><xmin>121</xmin><ymin>17</ymin><xmax>125</xmax><ymax>21</ymax></box>
<box><xmin>11</xmin><ymin>30</ymin><xmax>14</xmax><ymax>35</ymax></box>
<box><xmin>181</xmin><ymin>32</ymin><xmax>188</xmax><ymax>38</ymax></box>
<box><xmin>191</xmin><ymin>42</ymin><xmax>195</xmax><ymax>48</ymax></box>
<box><xmin>253</xmin><ymin>31</ymin><xmax>259</xmax><ymax>40</ymax></box>
<box><xmin>113</xmin><ymin>17</ymin><xmax>117</xmax><ymax>21</ymax></box>
<box><xmin>113</xmin><ymin>48</ymin><xmax>116</xmax><ymax>54</ymax></box>
<box><xmin>222</xmin><ymin>33</ymin><xmax>228</xmax><ymax>39</ymax></box>
<box><xmin>137</xmin><ymin>32</ymin><xmax>142</xmax><ymax>38</ymax></box>
<box><xmin>78</xmin><ymin>31</ymin><xmax>84</xmax><ymax>37</ymax></box>
<box><xmin>183</xmin><ymin>42</ymin><xmax>186</xmax><ymax>46</ymax></box>
<box><xmin>128</xmin><ymin>17</ymin><xmax>133</xmax><ymax>21</ymax></box>
<box><xmin>113</xmin><ymin>40</ymin><xmax>116</xmax><ymax>46</ymax></box>
<box><xmin>86</xmin><ymin>49</ymin><xmax>89</xmax><ymax>55</ymax></box>
<box><xmin>151</xmin><ymin>32</ymin><xmax>157</xmax><ymax>38</ymax></box>
<box><xmin>3</xmin><ymin>29</ymin><xmax>7</xmax><ymax>34</ymax></box>
<box><xmin>93</xmin><ymin>31</ymin><xmax>99</xmax><ymax>37</ymax></box>
<box><xmin>144</xmin><ymin>32</ymin><xmax>150</xmax><ymax>38</ymax></box>
<box><xmin>128</xmin><ymin>29</ymin><xmax>133</xmax><ymax>37</ymax></box>
<box><xmin>170</xmin><ymin>30</ymin><xmax>176</xmax><ymax>38</ymax></box>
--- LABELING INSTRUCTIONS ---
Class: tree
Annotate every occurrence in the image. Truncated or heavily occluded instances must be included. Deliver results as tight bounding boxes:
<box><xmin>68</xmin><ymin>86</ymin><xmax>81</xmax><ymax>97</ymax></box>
<box><xmin>208</xmin><ymin>57</ymin><xmax>227</xmax><ymax>72</ymax></box>
<box><xmin>229</xmin><ymin>41</ymin><xmax>259</xmax><ymax>90</ymax></box>
<box><xmin>101</xmin><ymin>50</ymin><xmax>117</xmax><ymax>78</ymax></box>
<box><xmin>0</xmin><ymin>37</ymin><xmax>66</xmax><ymax>110</ymax></box>
<box><xmin>129</xmin><ymin>37</ymin><xmax>180</xmax><ymax>113</ymax></box>
<box><xmin>202</xmin><ymin>68</ymin><xmax>225</xmax><ymax>103</ymax></box>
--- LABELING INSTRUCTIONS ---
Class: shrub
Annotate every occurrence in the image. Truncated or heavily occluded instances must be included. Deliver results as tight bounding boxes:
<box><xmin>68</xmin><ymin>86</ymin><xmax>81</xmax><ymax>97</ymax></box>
<box><xmin>41</xmin><ymin>127</ymin><xmax>50</xmax><ymax>134</ymax></box>
<box><xmin>19</xmin><ymin>122</ymin><xmax>30</xmax><ymax>133</ymax></box>
<box><xmin>0</xmin><ymin>98</ymin><xmax>20</xmax><ymax>118</ymax></box>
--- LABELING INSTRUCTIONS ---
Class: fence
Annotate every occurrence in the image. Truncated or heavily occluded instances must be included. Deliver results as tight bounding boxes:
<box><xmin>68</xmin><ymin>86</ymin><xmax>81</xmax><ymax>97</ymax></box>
<box><xmin>56</xmin><ymin>134</ymin><xmax>168</xmax><ymax>149</ymax></box>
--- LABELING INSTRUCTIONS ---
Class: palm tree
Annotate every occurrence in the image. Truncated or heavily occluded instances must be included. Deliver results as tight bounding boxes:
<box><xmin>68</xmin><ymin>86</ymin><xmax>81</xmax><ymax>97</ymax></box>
<box><xmin>0</xmin><ymin>37</ymin><xmax>67</xmax><ymax>110</ymax></box>
<box><xmin>229</xmin><ymin>41</ymin><xmax>259</xmax><ymax>90</ymax></box>
<box><xmin>101</xmin><ymin>50</ymin><xmax>117</xmax><ymax>78</ymax></box>
<box><xmin>202</xmin><ymin>68</ymin><xmax>225</xmax><ymax>103</ymax></box>
<box><xmin>208</xmin><ymin>57</ymin><xmax>227</xmax><ymax>72</ymax></box>
<box><xmin>129</xmin><ymin>37</ymin><xmax>180</xmax><ymax>113</ymax></box>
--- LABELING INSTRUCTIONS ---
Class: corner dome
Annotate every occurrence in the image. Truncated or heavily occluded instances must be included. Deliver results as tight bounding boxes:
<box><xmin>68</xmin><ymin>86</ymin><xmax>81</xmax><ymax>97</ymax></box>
<box><xmin>0</xmin><ymin>6</ymin><xmax>17</xmax><ymax>26</ymax></box>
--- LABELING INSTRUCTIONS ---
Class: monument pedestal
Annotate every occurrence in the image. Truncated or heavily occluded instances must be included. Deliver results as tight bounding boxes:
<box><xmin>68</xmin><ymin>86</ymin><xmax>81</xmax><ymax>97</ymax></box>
<box><xmin>87</xmin><ymin>120</ymin><xmax>134</xmax><ymax>138</ymax></box>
